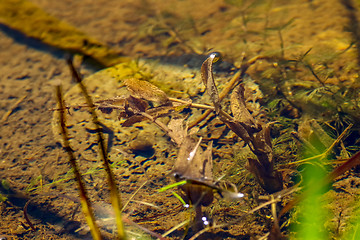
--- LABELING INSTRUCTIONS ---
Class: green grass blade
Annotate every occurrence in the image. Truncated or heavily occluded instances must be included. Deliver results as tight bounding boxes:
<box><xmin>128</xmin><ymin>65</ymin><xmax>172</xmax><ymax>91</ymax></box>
<box><xmin>158</xmin><ymin>180</ymin><xmax>187</xmax><ymax>193</ymax></box>
<box><xmin>294</xmin><ymin>163</ymin><xmax>328</xmax><ymax>240</ymax></box>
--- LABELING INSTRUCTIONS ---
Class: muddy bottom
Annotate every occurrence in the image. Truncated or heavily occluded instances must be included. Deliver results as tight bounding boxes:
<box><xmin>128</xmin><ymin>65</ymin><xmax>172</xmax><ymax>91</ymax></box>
<box><xmin>2</xmin><ymin>0</ymin><xmax>360</xmax><ymax>239</ymax></box>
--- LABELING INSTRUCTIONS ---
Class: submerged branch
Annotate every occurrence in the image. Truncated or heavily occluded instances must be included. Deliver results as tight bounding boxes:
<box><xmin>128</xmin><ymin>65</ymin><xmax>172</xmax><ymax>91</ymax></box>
<box><xmin>67</xmin><ymin>58</ymin><xmax>126</xmax><ymax>239</ymax></box>
<box><xmin>55</xmin><ymin>83</ymin><xmax>102</xmax><ymax>240</ymax></box>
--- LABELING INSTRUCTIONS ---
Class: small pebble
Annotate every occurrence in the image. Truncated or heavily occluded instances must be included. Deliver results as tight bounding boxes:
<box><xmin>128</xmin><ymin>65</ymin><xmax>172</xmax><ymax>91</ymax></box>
<box><xmin>129</xmin><ymin>131</ymin><xmax>154</xmax><ymax>152</ymax></box>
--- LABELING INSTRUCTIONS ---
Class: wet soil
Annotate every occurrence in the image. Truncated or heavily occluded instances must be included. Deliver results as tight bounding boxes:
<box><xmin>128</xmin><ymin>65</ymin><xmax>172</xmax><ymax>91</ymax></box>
<box><xmin>2</xmin><ymin>0</ymin><xmax>360</xmax><ymax>239</ymax></box>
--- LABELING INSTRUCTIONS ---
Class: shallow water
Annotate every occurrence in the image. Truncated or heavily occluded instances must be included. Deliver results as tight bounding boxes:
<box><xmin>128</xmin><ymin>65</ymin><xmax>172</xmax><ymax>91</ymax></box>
<box><xmin>1</xmin><ymin>0</ymin><xmax>360</xmax><ymax>239</ymax></box>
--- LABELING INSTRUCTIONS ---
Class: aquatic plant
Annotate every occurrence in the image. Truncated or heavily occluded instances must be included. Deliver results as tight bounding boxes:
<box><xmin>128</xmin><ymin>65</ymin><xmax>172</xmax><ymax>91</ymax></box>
<box><xmin>46</xmin><ymin>45</ymin><xmax>360</xmax><ymax>240</ymax></box>
<box><xmin>3</xmin><ymin>0</ymin><xmax>360</xmax><ymax>238</ymax></box>
<box><xmin>65</xmin><ymin>52</ymin><xmax>285</xmax><ymax>237</ymax></box>
<box><xmin>55</xmin><ymin>59</ymin><xmax>125</xmax><ymax>239</ymax></box>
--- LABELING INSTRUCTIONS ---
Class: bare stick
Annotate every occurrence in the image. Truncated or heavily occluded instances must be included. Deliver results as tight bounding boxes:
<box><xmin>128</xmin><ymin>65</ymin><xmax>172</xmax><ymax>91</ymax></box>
<box><xmin>1</xmin><ymin>95</ymin><xmax>27</xmax><ymax>123</ymax></box>
<box><xmin>56</xmin><ymin>84</ymin><xmax>102</xmax><ymax>240</ymax></box>
<box><xmin>168</xmin><ymin>98</ymin><xmax>214</xmax><ymax>110</ymax></box>
<box><xmin>67</xmin><ymin>58</ymin><xmax>126</xmax><ymax>239</ymax></box>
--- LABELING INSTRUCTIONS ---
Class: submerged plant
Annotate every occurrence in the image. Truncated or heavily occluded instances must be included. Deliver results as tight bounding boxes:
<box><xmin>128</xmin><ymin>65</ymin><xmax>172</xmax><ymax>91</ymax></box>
<box><xmin>49</xmin><ymin>58</ymin><xmax>173</xmax><ymax>240</ymax></box>
<box><xmin>56</xmin><ymin>83</ymin><xmax>103</xmax><ymax>239</ymax></box>
<box><xmin>200</xmin><ymin>52</ymin><xmax>283</xmax><ymax>193</ymax></box>
<box><xmin>46</xmin><ymin>47</ymin><xmax>360</xmax><ymax>239</ymax></box>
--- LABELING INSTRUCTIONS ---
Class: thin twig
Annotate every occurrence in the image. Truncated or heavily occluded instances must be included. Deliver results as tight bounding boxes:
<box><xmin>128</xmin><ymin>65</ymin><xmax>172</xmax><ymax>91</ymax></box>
<box><xmin>320</xmin><ymin>123</ymin><xmax>353</xmax><ymax>161</ymax></box>
<box><xmin>122</xmin><ymin>181</ymin><xmax>148</xmax><ymax>211</ymax></box>
<box><xmin>168</xmin><ymin>98</ymin><xmax>213</xmax><ymax>110</ymax></box>
<box><xmin>67</xmin><ymin>58</ymin><xmax>126</xmax><ymax>239</ymax></box>
<box><xmin>188</xmin><ymin>70</ymin><xmax>242</xmax><ymax>129</ymax></box>
<box><xmin>56</xmin><ymin>84</ymin><xmax>102</xmax><ymax>240</ymax></box>
<box><xmin>122</xmin><ymin>216</ymin><xmax>170</xmax><ymax>240</ymax></box>
<box><xmin>188</xmin><ymin>196</ymin><xmax>282</xmax><ymax>240</ymax></box>
<box><xmin>288</xmin><ymin>124</ymin><xmax>353</xmax><ymax>166</ymax></box>
<box><xmin>189</xmin><ymin>186</ymin><xmax>301</xmax><ymax>240</ymax></box>
<box><xmin>1</xmin><ymin>95</ymin><xmax>27</xmax><ymax>123</ymax></box>
<box><xmin>162</xmin><ymin>220</ymin><xmax>190</xmax><ymax>238</ymax></box>
<box><xmin>278</xmin><ymin>150</ymin><xmax>360</xmax><ymax>221</ymax></box>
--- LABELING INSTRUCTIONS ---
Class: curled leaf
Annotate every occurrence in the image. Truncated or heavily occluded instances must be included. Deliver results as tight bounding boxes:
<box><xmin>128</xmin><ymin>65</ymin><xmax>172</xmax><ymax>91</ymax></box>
<box><xmin>124</xmin><ymin>78</ymin><xmax>169</xmax><ymax>105</ymax></box>
<box><xmin>230</xmin><ymin>84</ymin><xmax>261</xmax><ymax>134</ymax></box>
<box><xmin>201</xmin><ymin>53</ymin><xmax>221</xmax><ymax>113</ymax></box>
<box><xmin>174</xmin><ymin>137</ymin><xmax>214</xmax><ymax>206</ymax></box>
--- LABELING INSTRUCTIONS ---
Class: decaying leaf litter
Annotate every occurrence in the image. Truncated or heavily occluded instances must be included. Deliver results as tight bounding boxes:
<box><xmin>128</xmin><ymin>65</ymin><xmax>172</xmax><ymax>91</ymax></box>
<box><xmin>3</xmin><ymin>0</ymin><xmax>360</xmax><ymax>239</ymax></box>
<box><xmin>50</xmin><ymin>54</ymin><xmax>360</xmax><ymax>239</ymax></box>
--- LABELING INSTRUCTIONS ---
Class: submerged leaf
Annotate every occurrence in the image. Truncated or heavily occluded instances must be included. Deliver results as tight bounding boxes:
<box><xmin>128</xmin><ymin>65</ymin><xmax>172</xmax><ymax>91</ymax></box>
<box><xmin>121</xmin><ymin>105</ymin><xmax>174</xmax><ymax>127</ymax></box>
<box><xmin>201</xmin><ymin>53</ymin><xmax>221</xmax><ymax>113</ymax></box>
<box><xmin>95</xmin><ymin>96</ymin><xmax>126</xmax><ymax>114</ymax></box>
<box><xmin>174</xmin><ymin>137</ymin><xmax>213</xmax><ymax>181</ymax></box>
<box><xmin>121</xmin><ymin>115</ymin><xmax>145</xmax><ymax>127</ymax></box>
<box><xmin>126</xmin><ymin>95</ymin><xmax>149</xmax><ymax>113</ymax></box>
<box><xmin>124</xmin><ymin>78</ymin><xmax>170</xmax><ymax>105</ymax></box>
<box><xmin>167</xmin><ymin>117</ymin><xmax>187</xmax><ymax>146</ymax></box>
<box><xmin>230</xmin><ymin>84</ymin><xmax>261</xmax><ymax>134</ymax></box>
<box><xmin>174</xmin><ymin>136</ymin><xmax>214</xmax><ymax>206</ymax></box>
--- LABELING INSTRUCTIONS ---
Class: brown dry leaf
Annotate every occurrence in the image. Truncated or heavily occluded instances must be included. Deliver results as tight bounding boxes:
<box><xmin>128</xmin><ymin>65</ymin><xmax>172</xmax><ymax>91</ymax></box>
<box><xmin>246</xmin><ymin>157</ymin><xmax>283</xmax><ymax>194</ymax></box>
<box><xmin>121</xmin><ymin>105</ymin><xmax>174</xmax><ymax>127</ymax></box>
<box><xmin>221</xmin><ymin>118</ymin><xmax>252</xmax><ymax>145</ymax></box>
<box><xmin>167</xmin><ymin>117</ymin><xmax>187</xmax><ymax>146</ymax></box>
<box><xmin>174</xmin><ymin>136</ymin><xmax>213</xmax><ymax>183</ymax></box>
<box><xmin>230</xmin><ymin>84</ymin><xmax>261</xmax><ymax>134</ymax></box>
<box><xmin>95</xmin><ymin>96</ymin><xmax>126</xmax><ymax>114</ymax></box>
<box><xmin>123</xmin><ymin>78</ymin><xmax>169</xmax><ymax>105</ymax></box>
<box><xmin>174</xmin><ymin>137</ymin><xmax>214</xmax><ymax>206</ymax></box>
<box><xmin>246</xmin><ymin>124</ymin><xmax>283</xmax><ymax>193</ymax></box>
<box><xmin>252</xmin><ymin>128</ymin><xmax>273</xmax><ymax>165</ymax></box>
<box><xmin>201</xmin><ymin>53</ymin><xmax>221</xmax><ymax>112</ymax></box>
<box><xmin>121</xmin><ymin>114</ymin><xmax>145</xmax><ymax>127</ymax></box>
<box><xmin>126</xmin><ymin>95</ymin><xmax>149</xmax><ymax>113</ymax></box>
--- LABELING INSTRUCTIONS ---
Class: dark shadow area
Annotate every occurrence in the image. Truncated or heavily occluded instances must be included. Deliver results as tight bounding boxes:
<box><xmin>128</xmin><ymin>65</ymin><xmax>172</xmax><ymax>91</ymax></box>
<box><xmin>0</xmin><ymin>183</ymin><xmax>90</xmax><ymax>239</ymax></box>
<box><xmin>1</xmin><ymin>23</ymin><xmax>235</xmax><ymax>74</ymax></box>
<box><xmin>200</xmin><ymin>230</ymin><xmax>250</xmax><ymax>240</ymax></box>
<box><xmin>340</xmin><ymin>0</ymin><xmax>360</xmax><ymax>66</ymax></box>
<box><xmin>0</xmin><ymin>24</ymin><xmax>105</xmax><ymax>71</ymax></box>
<box><xmin>146</xmin><ymin>53</ymin><xmax>235</xmax><ymax>73</ymax></box>
<box><xmin>0</xmin><ymin>24</ymin><xmax>65</xmax><ymax>59</ymax></box>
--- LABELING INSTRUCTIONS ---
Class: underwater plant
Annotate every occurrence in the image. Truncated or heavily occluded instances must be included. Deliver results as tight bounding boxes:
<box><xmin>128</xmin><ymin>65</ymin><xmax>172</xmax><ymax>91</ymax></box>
<box><xmin>25</xmin><ymin>47</ymin><xmax>360</xmax><ymax>240</ymax></box>
<box><xmin>61</xmin><ymin>52</ymin><xmax>286</xmax><ymax>237</ymax></box>
<box><xmin>199</xmin><ymin>52</ymin><xmax>283</xmax><ymax>193</ymax></box>
<box><xmin>49</xmin><ymin>58</ymin><xmax>175</xmax><ymax>240</ymax></box>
